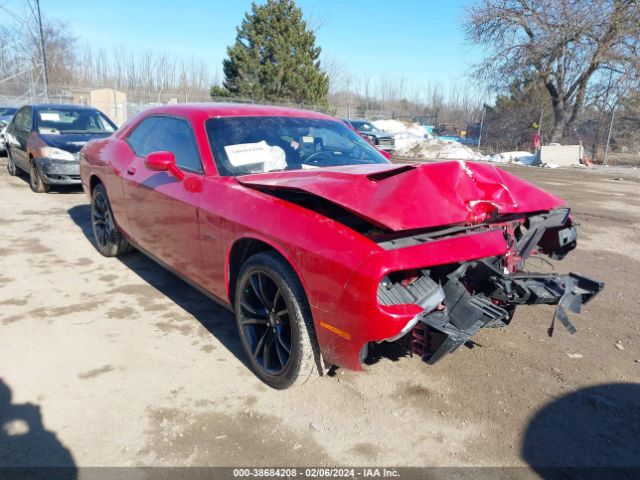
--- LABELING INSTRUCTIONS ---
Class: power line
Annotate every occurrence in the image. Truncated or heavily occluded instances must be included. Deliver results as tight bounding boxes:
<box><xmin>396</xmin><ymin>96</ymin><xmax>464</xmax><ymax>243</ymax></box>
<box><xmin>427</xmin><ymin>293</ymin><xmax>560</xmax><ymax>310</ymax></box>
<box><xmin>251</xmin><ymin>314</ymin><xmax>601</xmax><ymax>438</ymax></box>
<box><xmin>0</xmin><ymin>0</ymin><xmax>48</xmax><ymax>101</ymax></box>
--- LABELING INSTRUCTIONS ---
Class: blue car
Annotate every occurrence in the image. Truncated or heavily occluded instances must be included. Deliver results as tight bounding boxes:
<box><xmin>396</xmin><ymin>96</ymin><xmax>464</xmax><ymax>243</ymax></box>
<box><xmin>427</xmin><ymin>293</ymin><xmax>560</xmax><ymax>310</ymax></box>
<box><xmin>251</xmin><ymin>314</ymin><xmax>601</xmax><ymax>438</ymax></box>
<box><xmin>4</xmin><ymin>104</ymin><xmax>116</xmax><ymax>192</ymax></box>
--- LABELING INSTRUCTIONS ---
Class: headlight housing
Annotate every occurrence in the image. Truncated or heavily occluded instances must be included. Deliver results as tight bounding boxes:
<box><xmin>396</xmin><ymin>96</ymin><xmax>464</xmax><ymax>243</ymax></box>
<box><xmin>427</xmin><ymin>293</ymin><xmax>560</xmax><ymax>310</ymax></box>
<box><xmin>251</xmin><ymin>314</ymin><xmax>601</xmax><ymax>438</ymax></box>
<box><xmin>40</xmin><ymin>146</ymin><xmax>75</xmax><ymax>161</ymax></box>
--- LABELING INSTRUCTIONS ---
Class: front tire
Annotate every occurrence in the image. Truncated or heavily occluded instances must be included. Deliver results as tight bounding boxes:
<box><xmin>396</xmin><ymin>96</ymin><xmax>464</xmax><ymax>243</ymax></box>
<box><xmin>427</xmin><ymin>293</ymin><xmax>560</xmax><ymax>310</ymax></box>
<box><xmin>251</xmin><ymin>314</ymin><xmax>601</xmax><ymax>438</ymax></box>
<box><xmin>235</xmin><ymin>252</ymin><xmax>319</xmax><ymax>389</ymax></box>
<box><xmin>29</xmin><ymin>160</ymin><xmax>49</xmax><ymax>193</ymax></box>
<box><xmin>91</xmin><ymin>183</ymin><xmax>130</xmax><ymax>257</ymax></box>
<box><xmin>6</xmin><ymin>149</ymin><xmax>17</xmax><ymax>176</ymax></box>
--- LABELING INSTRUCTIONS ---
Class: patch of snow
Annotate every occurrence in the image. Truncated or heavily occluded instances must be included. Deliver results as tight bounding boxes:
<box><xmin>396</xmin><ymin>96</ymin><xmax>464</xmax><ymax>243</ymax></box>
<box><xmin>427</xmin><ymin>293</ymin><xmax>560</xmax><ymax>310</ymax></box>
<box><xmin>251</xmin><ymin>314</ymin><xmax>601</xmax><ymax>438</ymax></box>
<box><xmin>391</xmin><ymin>131</ymin><xmax>426</xmax><ymax>152</ymax></box>
<box><xmin>489</xmin><ymin>151</ymin><xmax>539</xmax><ymax>165</ymax></box>
<box><xmin>372</xmin><ymin>119</ymin><xmax>430</xmax><ymax>138</ymax></box>
<box><xmin>399</xmin><ymin>137</ymin><xmax>484</xmax><ymax>161</ymax></box>
<box><xmin>372</xmin><ymin>118</ymin><xmax>483</xmax><ymax>160</ymax></box>
<box><xmin>371</xmin><ymin>118</ymin><xmax>559</xmax><ymax>168</ymax></box>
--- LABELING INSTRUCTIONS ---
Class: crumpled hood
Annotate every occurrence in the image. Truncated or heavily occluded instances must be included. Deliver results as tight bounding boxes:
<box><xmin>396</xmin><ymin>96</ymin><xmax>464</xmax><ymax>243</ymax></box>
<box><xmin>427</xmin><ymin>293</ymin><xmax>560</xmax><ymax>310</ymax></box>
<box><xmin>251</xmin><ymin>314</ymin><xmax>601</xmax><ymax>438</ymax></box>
<box><xmin>238</xmin><ymin>161</ymin><xmax>565</xmax><ymax>231</ymax></box>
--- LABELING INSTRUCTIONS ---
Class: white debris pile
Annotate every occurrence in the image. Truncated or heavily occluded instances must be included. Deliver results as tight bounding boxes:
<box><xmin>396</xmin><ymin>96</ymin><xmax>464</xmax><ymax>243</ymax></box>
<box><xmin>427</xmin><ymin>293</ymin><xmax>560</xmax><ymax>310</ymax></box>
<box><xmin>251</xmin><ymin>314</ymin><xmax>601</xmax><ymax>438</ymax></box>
<box><xmin>488</xmin><ymin>151</ymin><xmax>539</xmax><ymax>165</ymax></box>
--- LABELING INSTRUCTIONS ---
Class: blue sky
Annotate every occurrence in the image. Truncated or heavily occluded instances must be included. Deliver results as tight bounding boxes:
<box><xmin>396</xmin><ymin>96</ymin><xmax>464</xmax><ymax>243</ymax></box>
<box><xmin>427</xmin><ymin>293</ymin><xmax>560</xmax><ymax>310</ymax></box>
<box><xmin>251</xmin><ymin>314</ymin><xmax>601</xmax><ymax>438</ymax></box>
<box><xmin>43</xmin><ymin>0</ymin><xmax>480</xmax><ymax>92</ymax></box>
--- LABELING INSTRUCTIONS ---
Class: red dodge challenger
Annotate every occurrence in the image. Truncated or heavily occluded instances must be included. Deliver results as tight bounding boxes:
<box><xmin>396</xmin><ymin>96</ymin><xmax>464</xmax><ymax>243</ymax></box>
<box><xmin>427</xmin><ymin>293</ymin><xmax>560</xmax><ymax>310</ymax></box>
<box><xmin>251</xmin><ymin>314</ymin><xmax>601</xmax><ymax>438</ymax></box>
<box><xmin>79</xmin><ymin>104</ymin><xmax>603</xmax><ymax>389</ymax></box>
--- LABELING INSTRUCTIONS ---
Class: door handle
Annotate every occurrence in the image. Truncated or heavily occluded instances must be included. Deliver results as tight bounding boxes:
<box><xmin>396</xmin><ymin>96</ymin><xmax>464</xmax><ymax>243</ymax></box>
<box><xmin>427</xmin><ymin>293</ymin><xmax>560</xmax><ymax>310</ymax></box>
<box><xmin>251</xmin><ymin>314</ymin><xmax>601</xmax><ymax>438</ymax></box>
<box><xmin>126</xmin><ymin>167</ymin><xmax>136</xmax><ymax>175</ymax></box>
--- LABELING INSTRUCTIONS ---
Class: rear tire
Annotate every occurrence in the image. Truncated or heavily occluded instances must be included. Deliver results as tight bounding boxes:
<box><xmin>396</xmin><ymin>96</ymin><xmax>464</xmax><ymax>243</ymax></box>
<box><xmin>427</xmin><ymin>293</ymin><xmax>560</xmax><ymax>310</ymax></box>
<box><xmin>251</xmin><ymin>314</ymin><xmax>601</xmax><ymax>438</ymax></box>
<box><xmin>91</xmin><ymin>183</ymin><xmax>130</xmax><ymax>257</ymax></box>
<box><xmin>29</xmin><ymin>160</ymin><xmax>49</xmax><ymax>193</ymax></box>
<box><xmin>235</xmin><ymin>252</ymin><xmax>319</xmax><ymax>389</ymax></box>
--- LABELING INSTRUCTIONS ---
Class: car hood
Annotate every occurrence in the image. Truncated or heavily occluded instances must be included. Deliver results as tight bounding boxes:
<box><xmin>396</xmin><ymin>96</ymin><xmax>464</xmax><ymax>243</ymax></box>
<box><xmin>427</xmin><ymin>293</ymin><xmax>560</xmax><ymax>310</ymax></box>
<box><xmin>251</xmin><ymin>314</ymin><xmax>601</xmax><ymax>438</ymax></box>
<box><xmin>237</xmin><ymin>161</ymin><xmax>565</xmax><ymax>232</ymax></box>
<box><xmin>40</xmin><ymin>132</ymin><xmax>111</xmax><ymax>153</ymax></box>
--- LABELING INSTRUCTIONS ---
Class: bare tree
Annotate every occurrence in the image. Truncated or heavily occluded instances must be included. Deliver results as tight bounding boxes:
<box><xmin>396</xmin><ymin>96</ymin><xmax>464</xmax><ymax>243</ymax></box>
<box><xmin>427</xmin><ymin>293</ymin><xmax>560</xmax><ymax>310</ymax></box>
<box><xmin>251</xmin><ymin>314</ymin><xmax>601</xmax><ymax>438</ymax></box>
<box><xmin>0</xmin><ymin>20</ymin><xmax>77</xmax><ymax>89</ymax></box>
<box><xmin>465</xmin><ymin>0</ymin><xmax>640</xmax><ymax>142</ymax></box>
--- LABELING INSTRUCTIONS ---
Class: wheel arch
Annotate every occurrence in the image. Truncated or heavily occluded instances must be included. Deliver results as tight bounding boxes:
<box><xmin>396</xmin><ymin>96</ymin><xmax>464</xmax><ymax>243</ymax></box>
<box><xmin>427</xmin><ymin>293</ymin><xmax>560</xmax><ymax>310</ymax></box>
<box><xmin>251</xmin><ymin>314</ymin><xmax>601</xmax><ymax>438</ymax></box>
<box><xmin>89</xmin><ymin>173</ymin><xmax>104</xmax><ymax>194</ymax></box>
<box><xmin>226</xmin><ymin>236</ymin><xmax>309</xmax><ymax>308</ymax></box>
<box><xmin>227</xmin><ymin>235</ymin><xmax>324</xmax><ymax>380</ymax></box>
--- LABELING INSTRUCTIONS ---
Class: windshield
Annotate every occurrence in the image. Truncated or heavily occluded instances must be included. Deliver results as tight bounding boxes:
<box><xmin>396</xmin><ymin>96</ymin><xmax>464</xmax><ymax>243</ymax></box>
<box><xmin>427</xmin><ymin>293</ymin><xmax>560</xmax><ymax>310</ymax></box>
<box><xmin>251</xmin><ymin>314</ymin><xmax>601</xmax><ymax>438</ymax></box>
<box><xmin>206</xmin><ymin>116</ymin><xmax>389</xmax><ymax>176</ymax></box>
<box><xmin>350</xmin><ymin>120</ymin><xmax>378</xmax><ymax>132</ymax></box>
<box><xmin>35</xmin><ymin>108</ymin><xmax>116</xmax><ymax>135</ymax></box>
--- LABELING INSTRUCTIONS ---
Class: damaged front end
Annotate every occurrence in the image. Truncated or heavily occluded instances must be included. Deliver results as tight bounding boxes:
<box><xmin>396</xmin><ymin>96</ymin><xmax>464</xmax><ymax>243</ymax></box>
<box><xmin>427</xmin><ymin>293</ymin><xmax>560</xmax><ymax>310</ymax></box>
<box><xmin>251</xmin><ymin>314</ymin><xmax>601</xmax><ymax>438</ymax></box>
<box><xmin>377</xmin><ymin>208</ymin><xmax>604</xmax><ymax>365</ymax></box>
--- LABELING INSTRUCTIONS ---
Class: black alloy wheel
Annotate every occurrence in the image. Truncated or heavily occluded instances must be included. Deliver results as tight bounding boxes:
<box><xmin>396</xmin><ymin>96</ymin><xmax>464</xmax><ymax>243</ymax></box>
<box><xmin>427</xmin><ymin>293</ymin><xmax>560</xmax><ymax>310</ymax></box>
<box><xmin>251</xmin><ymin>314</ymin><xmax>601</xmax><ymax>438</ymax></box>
<box><xmin>235</xmin><ymin>252</ymin><xmax>318</xmax><ymax>389</ymax></box>
<box><xmin>240</xmin><ymin>270</ymin><xmax>292</xmax><ymax>375</ymax></box>
<box><xmin>91</xmin><ymin>183</ymin><xmax>130</xmax><ymax>257</ymax></box>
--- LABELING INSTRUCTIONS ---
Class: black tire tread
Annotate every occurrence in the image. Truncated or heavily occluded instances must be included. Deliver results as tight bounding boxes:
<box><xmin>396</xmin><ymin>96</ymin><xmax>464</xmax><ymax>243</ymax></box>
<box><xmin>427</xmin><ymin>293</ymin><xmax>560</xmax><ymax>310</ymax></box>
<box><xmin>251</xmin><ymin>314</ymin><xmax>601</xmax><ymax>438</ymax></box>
<box><xmin>6</xmin><ymin>150</ymin><xmax>17</xmax><ymax>176</ymax></box>
<box><xmin>235</xmin><ymin>251</ymin><xmax>320</xmax><ymax>389</ymax></box>
<box><xmin>91</xmin><ymin>183</ymin><xmax>131</xmax><ymax>257</ymax></box>
<box><xmin>29</xmin><ymin>160</ymin><xmax>49</xmax><ymax>193</ymax></box>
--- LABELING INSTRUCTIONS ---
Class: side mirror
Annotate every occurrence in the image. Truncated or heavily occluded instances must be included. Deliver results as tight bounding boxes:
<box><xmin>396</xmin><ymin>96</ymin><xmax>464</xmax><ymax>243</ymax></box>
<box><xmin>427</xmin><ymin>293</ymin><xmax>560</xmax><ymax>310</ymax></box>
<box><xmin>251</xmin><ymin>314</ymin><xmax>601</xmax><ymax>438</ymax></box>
<box><xmin>144</xmin><ymin>151</ymin><xmax>185</xmax><ymax>180</ymax></box>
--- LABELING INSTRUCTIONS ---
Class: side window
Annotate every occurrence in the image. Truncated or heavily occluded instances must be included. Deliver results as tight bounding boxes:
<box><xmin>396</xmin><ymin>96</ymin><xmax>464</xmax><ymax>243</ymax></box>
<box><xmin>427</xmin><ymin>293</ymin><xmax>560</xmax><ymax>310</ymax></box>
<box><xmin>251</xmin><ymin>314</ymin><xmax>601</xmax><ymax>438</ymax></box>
<box><xmin>13</xmin><ymin>108</ymin><xmax>26</xmax><ymax>129</ymax></box>
<box><xmin>152</xmin><ymin>117</ymin><xmax>203</xmax><ymax>173</ymax></box>
<box><xmin>20</xmin><ymin>108</ymin><xmax>32</xmax><ymax>130</ymax></box>
<box><xmin>126</xmin><ymin>117</ymin><xmax>158</xmax><ymax>157</ymax></box>
<box><xmin>126</xmin><ymin>116</ymin><xmax>202</xmax><ymax>173</ymax></box>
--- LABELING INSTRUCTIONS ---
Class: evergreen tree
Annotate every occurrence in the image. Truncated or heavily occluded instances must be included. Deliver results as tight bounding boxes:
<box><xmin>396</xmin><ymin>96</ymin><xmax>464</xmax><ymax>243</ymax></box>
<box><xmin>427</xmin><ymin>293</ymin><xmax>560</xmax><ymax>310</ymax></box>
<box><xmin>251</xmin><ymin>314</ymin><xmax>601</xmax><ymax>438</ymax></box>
<box><xmin>217</xmin><ymin>0</ymin><xmax>329</xmax><ymax>106</ymax></box>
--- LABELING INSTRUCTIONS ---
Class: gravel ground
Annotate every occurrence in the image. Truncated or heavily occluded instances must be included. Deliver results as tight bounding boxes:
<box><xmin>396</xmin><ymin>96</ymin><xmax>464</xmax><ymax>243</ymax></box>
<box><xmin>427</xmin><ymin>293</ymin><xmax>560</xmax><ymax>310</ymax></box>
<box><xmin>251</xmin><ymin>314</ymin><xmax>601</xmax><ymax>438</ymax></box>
<box><xmin>0</xmin><ymin>159</ymin><xmax>639</xmax><ymax>472</ymax></box>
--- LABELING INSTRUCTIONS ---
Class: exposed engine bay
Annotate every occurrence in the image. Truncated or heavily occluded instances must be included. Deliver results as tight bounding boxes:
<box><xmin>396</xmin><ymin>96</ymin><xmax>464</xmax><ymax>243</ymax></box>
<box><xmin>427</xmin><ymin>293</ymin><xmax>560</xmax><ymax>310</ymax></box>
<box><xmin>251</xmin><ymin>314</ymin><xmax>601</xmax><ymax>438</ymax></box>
<box><xmin>377</xmin><ymin>208</ymin><xmax>604</xmax><ymax>364</ymax></box>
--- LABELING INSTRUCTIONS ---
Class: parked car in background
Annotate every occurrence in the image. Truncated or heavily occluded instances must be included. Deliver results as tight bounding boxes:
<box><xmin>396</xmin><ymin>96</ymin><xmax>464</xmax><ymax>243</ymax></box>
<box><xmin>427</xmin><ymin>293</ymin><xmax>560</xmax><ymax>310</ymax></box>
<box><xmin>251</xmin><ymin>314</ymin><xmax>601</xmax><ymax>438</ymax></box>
<box><xmin>79</xmin><ymin>103</ymin><xmax>603</xmax><ymax>389</ymax></box>
<box><xmin>0</xmin><ymin>106</ymin><xmax>17</xmax><ymax>124</ymax></box>
<box><xmin>342</xmin><ymin>118</ymin><xmax>395</xmax><ymax>151</ymax></box>
<box><xmin>0</xmin><ymin>106</ymin><xmax>17</xmax><ymax>156</ymax></box>
<box><xmin>4</xmin><ymin>104</ymin><xmax>116</xmax><ymax>192</ymax></box>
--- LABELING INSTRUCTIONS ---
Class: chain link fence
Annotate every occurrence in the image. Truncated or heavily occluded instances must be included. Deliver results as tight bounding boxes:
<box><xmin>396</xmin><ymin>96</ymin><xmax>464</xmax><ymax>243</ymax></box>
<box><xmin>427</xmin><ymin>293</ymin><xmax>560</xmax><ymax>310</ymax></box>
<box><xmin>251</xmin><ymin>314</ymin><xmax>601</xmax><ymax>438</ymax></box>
<box><xmin>0</xmin><ymin>81</ymin><xmax>336</xmax><ymax>124</ymax></box>
<box><xmin>479</xmin><ymin>104</ymin><xmax>640</xmax><ymax>166</ymax></box>
<box><xmin>2</xmin><ymin>81</ymin><xmax>639</xmax><ymax>166</ymax></box>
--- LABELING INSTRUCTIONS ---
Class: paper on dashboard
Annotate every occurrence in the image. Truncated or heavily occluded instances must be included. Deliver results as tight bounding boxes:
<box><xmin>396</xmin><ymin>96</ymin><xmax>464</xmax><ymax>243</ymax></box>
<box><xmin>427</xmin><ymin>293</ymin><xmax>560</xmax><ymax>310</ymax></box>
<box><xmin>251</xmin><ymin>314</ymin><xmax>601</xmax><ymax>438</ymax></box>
<box><xmin>225</xmin><ymin>141</ymin><xmax>286</xmax><ymax>171</ymax></box>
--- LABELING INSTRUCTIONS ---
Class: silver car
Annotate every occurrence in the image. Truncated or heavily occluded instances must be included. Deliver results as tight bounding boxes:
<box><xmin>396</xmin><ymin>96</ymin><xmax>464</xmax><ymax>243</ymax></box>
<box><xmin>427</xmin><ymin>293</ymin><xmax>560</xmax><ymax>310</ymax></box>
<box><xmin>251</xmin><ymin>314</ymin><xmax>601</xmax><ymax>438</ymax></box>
<box><xmin>0</xmin><ymin>107</ymin><xmax>18</xmax><ymax>156</ymax></box>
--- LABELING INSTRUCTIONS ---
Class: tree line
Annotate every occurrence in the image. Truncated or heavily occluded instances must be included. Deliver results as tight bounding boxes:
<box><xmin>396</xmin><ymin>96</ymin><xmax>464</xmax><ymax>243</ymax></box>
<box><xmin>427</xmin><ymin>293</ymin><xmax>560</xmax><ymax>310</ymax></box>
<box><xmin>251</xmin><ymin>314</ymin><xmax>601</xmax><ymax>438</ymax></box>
<box><xmin>0</xmin><ymin>21</ymin><xmax>218</xmax><ymax>96</ymax></box>
<box><xmin>2</xmin><ymin>0</ymin><xmax>639</xmax><ymax>160</ymax></box>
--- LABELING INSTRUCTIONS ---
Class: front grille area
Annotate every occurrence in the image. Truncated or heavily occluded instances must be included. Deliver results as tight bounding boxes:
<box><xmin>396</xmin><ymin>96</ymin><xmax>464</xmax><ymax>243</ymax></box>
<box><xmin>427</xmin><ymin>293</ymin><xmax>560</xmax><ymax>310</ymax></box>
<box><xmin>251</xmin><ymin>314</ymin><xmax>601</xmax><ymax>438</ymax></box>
<box><xmin>44</xmin><ymin>173</ymin><xmax>81</xmax><ymax>182</ymax></box>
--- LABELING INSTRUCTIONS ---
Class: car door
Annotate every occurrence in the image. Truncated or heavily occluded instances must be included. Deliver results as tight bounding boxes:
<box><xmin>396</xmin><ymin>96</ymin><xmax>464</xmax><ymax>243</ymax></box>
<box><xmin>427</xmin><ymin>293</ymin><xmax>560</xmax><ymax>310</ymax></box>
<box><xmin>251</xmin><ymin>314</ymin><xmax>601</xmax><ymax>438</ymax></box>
<box><xmin>122</xmin><ymin>115</ymin><xmax>206</xmax><ymax>285</ymax></box>
<box><xmin>7</xmin><ymin>106</ymin><xmax>32</xmax><ymax>170</ymax></box>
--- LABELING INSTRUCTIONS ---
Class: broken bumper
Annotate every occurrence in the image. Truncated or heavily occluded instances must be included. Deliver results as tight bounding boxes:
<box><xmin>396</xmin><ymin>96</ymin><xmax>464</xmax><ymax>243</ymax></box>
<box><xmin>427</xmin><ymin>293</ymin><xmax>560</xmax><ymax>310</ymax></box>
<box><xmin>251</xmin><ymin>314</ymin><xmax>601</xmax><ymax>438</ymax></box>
<box><xmin>34</xmin><ymin>157</ymin><xmax>81</xmax><ymax>185</ymax></box>
<box><xmin>312</xmin><ymin>210</ymin><xmax>603</xmax><ymax>371</ymax></box>
<box><xmin>412</xmin><ymin>269</ymin><xmax>604</xmax><ymax>365</ymax></box>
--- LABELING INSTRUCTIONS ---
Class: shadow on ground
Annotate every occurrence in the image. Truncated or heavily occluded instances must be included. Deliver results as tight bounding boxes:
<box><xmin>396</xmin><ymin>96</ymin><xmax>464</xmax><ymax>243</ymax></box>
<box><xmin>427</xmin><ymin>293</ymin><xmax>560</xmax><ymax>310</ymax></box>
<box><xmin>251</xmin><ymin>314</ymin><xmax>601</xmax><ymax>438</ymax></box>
<box><xmin>67</xmin><ymin>202</ymin><xmax>436</xmax><ymax>376</ymax></box>
<box><xmin>0</xmin><ymin>378</ymin><xmax>76</xmax><ymax>479</ymax></box>
<box><xmin>66</xmin><ymin>204</ymin><xmax>250</xmax><ymax>371</ymax></box>
<box><xmin>522</xmin><ymin>382</ymin><xmax>640</xmax><ymax>479</ymax></box>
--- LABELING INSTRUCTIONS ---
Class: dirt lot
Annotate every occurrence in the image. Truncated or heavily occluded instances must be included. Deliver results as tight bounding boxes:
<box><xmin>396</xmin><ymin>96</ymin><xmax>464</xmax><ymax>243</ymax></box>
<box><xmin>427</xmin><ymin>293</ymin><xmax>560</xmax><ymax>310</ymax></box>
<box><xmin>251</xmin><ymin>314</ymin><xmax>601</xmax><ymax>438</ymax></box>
<box><xmin>1</xmin><ymin>159</ymin><xmax>639</xmax><ymax>472</ymax></box>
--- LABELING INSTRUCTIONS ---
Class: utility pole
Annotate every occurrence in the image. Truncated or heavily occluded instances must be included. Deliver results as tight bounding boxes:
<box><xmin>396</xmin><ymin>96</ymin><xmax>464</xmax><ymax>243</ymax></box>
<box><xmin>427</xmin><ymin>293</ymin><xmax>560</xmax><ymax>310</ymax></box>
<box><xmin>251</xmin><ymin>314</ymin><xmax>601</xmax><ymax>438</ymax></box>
<box><xmin>603</xmin><ymin>105</ymin><xmax>616</xmax><ymax>166</ymax></box>
<box><xmin>537</xmin><ymin>107</ymin><xmax>543</xmax><ymax>135</ymax></box>
<box><xmin>0</xmin><ymin>1</ymin><xmax>49</xmax><ymax>101</ymax></box>
<box><xmin>477</xmin><ymin>106</ymin><xmax>486</xmax><ymax>154</ymax></box>
<box><xmin>35</xmin><ymin>0</ymin><xmax>49</xmax><ymax>101</ymax></box>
